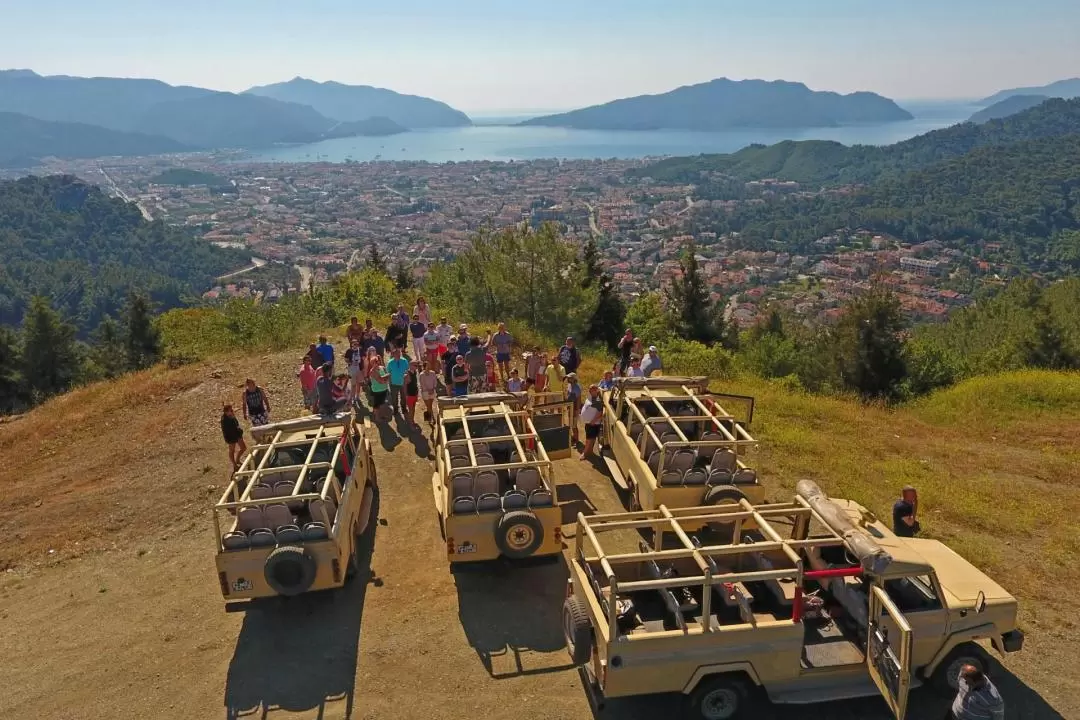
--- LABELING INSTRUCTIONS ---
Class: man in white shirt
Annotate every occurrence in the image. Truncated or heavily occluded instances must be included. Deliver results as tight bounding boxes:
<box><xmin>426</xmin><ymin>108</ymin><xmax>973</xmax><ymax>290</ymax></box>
<box><xmin>641</xmin><ymin>346</ymin><xmax>663</xmax><ymax>377</ymax></box>
<box><xmin>434</xmin><ymin>317</ymin><xmax>453</xmax><ymax>350</ymax></box>
<box><xmin>579</xmin><ymin>384</ymin><xmax>604</xmax><ymax>461</ymax></box>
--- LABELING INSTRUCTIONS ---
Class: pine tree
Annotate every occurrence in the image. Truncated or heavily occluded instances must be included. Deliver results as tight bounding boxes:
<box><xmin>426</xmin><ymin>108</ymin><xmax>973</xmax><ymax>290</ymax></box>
<box><xmin>835</xmin><ymin>286</ymin><xmax>908</xmax><ymax>400</ymax></box>
<box><xmin>20</xmin><ymin>296</ymin><xmax>81</xmax><ymax>401</ymax></box>
<box><xmin>0</xmin><ymin>325</ymin><xmax>22</xmax><ymax>413</ymax></box>
<box><xmin>581</xmin><ymin>236</ymin><xmax>626</xmax><ymax>350</ymax></box>
<box><xmin>394</xmin><ymin>261</ymin><xmax>416</xmax><ymax>291</ymax></box>
<box><xmin>89</xmin><ymin>315</ymin><xmax>127</xmax><ymax>379</ymax></box>
<box><xmin>366</xmin><ymin>243</ymin><xmax>388</xmax><ymax>275</ymax></box>
<box><xmin>665</xmin><ymin>240</ymin><xmax>715</xmax><ymax>343</ymax></box>
<box><xmin>123</xmin><ymin>293</ymin><xmax>160</xmax><ymax>371</ymax></box>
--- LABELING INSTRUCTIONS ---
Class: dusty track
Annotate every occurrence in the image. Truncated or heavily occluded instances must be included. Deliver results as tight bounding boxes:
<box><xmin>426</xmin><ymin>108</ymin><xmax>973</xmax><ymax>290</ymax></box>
<box><xmin>0</xmin><ymin>352</ymin><xmax>1069</xmax><ymax>719</ymax></box>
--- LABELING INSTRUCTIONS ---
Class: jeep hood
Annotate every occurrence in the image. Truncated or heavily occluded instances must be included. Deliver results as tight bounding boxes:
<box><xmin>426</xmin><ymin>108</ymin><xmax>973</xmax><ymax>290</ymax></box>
<box><xmin>901</xmin><ymin>538</ymin><xmax>1014</xmax><ymax>604</ymax></box>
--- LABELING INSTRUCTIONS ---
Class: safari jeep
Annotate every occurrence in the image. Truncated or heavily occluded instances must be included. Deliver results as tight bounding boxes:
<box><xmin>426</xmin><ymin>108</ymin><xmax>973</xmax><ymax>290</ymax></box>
<box><xmin>601</xmin><ymin>376</ymin><xmax>766</xmax><ymax>522</ymax></box>
<box><xmin>431</xmin><ymin>392</ymin><xmax>563</xmax><ymax>564</ymax></box>
<box><xmin>562</xmin><ymin>480</ymin><xmax>1024</xmax><ymax>719</ymax></box>
<box><xmin>212</xmin><ymin>412</ymin><xmax>378</xmax><ymax>610</ymax></box>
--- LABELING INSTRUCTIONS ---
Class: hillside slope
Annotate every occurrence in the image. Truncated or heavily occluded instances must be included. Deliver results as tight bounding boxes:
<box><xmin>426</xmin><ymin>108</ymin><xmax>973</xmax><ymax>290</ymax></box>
<box><xmin>979</xmin><ymin>77</ymin><xmax>1080</xmax><ymax>106</ymax></box>
<box><xmin>0</xmin><ymin>112</ymin><xmax>187</xmax><ymax>166</ymax></box>
<box><xmin>522</xmin><ymin>78</ymin><xmax>912</xmax><ymax>131</ymax></box>
<box><xmin>0</xmin><ymin>344</ymin><xmax>1074</xmax><ymax>718</ymax></box>
<box><xmin>969</xmin><ymin>95</ymin><xmax>1049</xmax><ymax>123</ymax></box>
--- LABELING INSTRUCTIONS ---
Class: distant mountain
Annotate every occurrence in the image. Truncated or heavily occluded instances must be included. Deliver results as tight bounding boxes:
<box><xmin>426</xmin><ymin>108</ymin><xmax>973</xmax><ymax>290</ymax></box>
<box><xmin>0</xmin><ymin>112</ymin><xmax>187</xmax><ymax>167</ymax></box>
<box><xmin>635</xmin><ymin>97</ymin><xmax>1080</xmax><ymax>186</ymax></box>
<box><xmin>0</xmin><ymin>71</ymin><xmax>212</xmax><ymax>132</ymax></box>
<box><xmin>969</xmin><ymin>95</ymin><xmax>1049</xmax><ymax>124</ymax></box>
<box><xmin>520</xmin><ymin>78</ymin><xmax>913</xmax><ymax>131</ymax></box>
<box><xmin>979</xmin><ymin>78</ymin><xmax>1080</xmax><ymax>106</ymax></box>
<box><xmin>245</xmin><ymin>77</ymin><xmax>471</xmax><ymax>128</ymax></box>
<box><xmin>0</xmin><ymin>71</ymin><xmax>412</xmax><ymax>152</ymax></box>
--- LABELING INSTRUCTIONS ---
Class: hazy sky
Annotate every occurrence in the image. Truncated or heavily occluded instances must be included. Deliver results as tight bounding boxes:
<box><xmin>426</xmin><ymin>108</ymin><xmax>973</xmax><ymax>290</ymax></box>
<box><xmin>2</xmin><ymin>0</ymin><xmax>1078</xmax><ymax>112</ymax></box>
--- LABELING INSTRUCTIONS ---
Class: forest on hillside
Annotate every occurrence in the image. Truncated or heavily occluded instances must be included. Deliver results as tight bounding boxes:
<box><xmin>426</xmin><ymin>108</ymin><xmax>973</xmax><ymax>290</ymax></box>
<box><xmin>0</xmin><ymin>175</ymin><xmax>246</xmax><ymax>332</ymax></box>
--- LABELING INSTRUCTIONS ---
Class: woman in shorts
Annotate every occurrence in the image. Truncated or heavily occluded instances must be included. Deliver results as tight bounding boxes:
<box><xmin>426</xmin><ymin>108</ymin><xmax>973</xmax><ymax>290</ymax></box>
<box><xmin>368</xmin><ymin>354</ymin><xmax>391</xmax><ymax>421</ymax></box>
<box><xmin>241</xmin><ymin>378</ymin><xmax>271</xmax><ymax>427</ymax></box>
<box><xmin>418</xmin><ymin>362</ymin><xmax>440</xmax><ymax>424</ymax></box>
<box><xmin>220</xmin><ymin>404</ymin><xmax>246</xmax><ymax>472</ymax></box>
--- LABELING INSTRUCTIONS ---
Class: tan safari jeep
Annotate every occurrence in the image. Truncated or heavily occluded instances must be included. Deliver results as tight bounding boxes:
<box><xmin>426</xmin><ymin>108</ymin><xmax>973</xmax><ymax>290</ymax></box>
<box><xmin>601</xmin><ymin>376</ymin><xmax>766</xmax><ymax>521</ymax></box>
<box><xmin>431</xmin><ymin>392</ymin><xmax>564</xmax><ymax>564</ymax></box>
<box><xmin>562</xmin><ymin>480</ymin><xmax>1024</xmax><ymax>719</ymax></box>
<box><xmin>213</xmin><ymin>412</ymin><xmax>377</xmax><ymax>610</ymax></box>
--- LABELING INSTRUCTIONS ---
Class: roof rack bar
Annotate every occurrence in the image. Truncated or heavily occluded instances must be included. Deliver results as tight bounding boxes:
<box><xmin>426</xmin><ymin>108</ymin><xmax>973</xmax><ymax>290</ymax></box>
<box><xmin>619</xmin><ymin>567</ymin><xmax>794</xmax><ymax>593</ymax></box>
<box><xmin>234</xmin><ymin>460</ymin><xmax>333</xmax><ymax>478</ymax></box>
<box><xmin>583</xmin><ymin>510</ymin><xmax>757</xmax><ymax>532</ymax></box>
<box><xmin>659</xmin><ymin>504</ymin><xmax>708</xmax><ymax>572</ymax></box>
<box><xmin>682</xmin><ymin>388</ymin><xmax>739</xmax><ymax>443</ymax></box>
<box><xmin>460</xmin><ymin>407</ymin><xmax>477</xmax><ymax>468</ymax></box>
<box><xmin>291</xmin><ymin>425</ymin><xmax>325</xmax><ymax>497</ymax></box>
<box><xmin>579</xmin><ymin>511</ymin><xmax>616</xmax><ymax>583</ymax></box>
<box><xmin>322</xmin><ymin>439</ymin><xmax>345</xmax><ymax>501</ymax></box>
<box><xmin>239</xmin><ymin>430</ymin><xmax>283</xmax><ymax>499</ymax></box>
<box><xmin>644</xmin><ymin>388</ymin><xmax>689</xmax><ymax>444</ymax></box>
<box><xmin>246</xmin><ymin>435</ymin><xmax>340</xmax><ymax>452</ymax></box>
<box><xmin>217</xmin><ymin>491</ymin><xmax>326</xmax><ymax>510</ymax></box>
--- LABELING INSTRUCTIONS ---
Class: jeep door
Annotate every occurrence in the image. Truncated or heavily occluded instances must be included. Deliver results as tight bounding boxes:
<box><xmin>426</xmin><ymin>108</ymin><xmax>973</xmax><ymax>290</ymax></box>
<box><xmin>867</xmin><ymin>585</ymin><xmax>914</xmax><ymax>719</ymax></box>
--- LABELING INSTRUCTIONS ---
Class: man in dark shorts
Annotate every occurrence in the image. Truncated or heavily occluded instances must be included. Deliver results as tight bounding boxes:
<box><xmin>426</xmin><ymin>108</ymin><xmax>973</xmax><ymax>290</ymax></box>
<box><xmin>316</xmin><ymin>364</ymin><xmax>337</xmax><ymax>416</ymax></box>
<box><xmin>451</xmin><ymin>355</ymin><xmax>470</xmax><ymax>397</ymax></box>
<box><xmin>893</xmin><ymin>485</ymin><xmax>921</xmax><ymax>537</ymax></box>
<box><xmin>579</xmin><ymin>384</ymin><xmax>604</xmax><ymax>460</ymax></box>
<box><xmin>492</xmin><ymin>322</ymin><xmax>513</xmax><ymax>381</ymax></box>
<box><xmin>465</xmin><ymin>337</ymin><xmax>488</xmax><ymax>394</ymax></box>
<box><xmin>617</xmin><ymin>328</ymin><xmax>634</xmax><ymax>375</ymax></box>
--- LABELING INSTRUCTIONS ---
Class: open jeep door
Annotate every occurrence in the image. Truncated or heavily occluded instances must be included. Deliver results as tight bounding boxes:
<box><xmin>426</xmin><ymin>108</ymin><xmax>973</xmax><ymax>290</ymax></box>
<box><xmin>868</xmin><ymin>585</ymin><xmax>914</xmax><ymax>719</ymax></box>
<box><xmin>529</xmin><ymin>392</ymin><xmax>574</xmax><ymax>459</ymax></box>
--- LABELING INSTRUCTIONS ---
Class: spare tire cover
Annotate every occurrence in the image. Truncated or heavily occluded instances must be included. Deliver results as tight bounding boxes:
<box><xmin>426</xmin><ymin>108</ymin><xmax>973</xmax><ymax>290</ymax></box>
<box><xmin>264</xmin><ymin>545</ymin><xmax>318</xmax><ymax>596</ymax></box>
<box><xmin>495</xmin><ymin>510</ymin><xmax>545</xmax><ymax>559</ymax></box>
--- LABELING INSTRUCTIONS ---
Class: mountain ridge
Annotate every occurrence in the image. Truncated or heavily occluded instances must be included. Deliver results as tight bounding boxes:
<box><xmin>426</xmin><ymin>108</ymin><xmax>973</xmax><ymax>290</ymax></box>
<box><xmin>520</xmin><ymin>78</ymin><xmax>913</xmax><ymax>131</ymax></box>
<box><xmin>979</xmin><ymin>77</ymin><xmax>1080</xmax><ymax>106</ymax></box>
<box><xmin>969</xmin><ymin>95</ymin><xmax>1049</xmax><ymax>124</ymax></box>
<box><xmin>245</xmin><ymin>77</ymin><xmax>471</xmax><ymax>128</ymax></box>
<box><xmin>0</xmin><ymin>112</ymin><xmax>188</xmax><ymax>167</ymax></box>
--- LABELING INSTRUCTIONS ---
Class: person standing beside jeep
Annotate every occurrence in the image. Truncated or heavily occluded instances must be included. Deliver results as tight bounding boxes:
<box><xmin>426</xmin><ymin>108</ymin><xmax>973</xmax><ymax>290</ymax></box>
<box><xmin>947</xmin><ymin>665</ymin><xmax>1004</xmax><ymax>720</ymax></box>
<box><xmin>893</xmin><ymin>485</ymin><xmax>921</xmax><ymax>537</ymax></box>
<box><xmin>558</xmin><ymin>336</ymin><xmax>580</xmax><ymax>376</ymax></box>
<box><xmin>492</xmin><ymin>322</ymin><xmax>513</xmax><ymax>381</ymax></box>
<box><xmin>241</xmin><ymin>378</ymin><xmax>271</xmax><ymax>427</ymax></box>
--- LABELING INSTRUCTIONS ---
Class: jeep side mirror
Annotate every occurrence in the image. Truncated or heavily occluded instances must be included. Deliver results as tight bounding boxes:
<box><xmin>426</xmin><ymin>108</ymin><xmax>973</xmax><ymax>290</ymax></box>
<box><xmin>975</xmin><ymin>591</ymin><xmax>987</xmax><ymax>614</ymax></box>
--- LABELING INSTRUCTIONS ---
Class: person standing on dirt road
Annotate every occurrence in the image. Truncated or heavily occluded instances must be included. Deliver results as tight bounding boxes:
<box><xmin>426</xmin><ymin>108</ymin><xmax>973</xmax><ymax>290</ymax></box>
<box><xmin>220</xmin><ymin>404</ymin><xmax>246</xmax><ymax>472</ymax></box>
<box><xmin>316</xmin><ymin>335</ymin><xmax>335</xmax><ymax>374</ymax></box>
<box><xmin>316</xmin><ymin>364</ymin><xmax>337</xmax><ymax>416</ymax></box>
<box><xmin>451</xmin><ymin>355</ymin><xmax>470</xmax><ymax>397</ymax></box>
<box><xmin>947</xmin><ymin>665</ymin><xmax>1004</xmax><ymax>720</ymax></box>
<box><xmin>387</xmin><ymin>347</ymin><xmax>411</xmax><ymax>416</ymax></box>
<box><xmin>558</xmin><ymin>337</ymin><xmax>581</xmax><ymax>376</ymax></box>
<box><xmin>617</xmin><ymin>328</ymin><xmax>635</xmax><ymax>375</ymax></box>
<box><xmin>492</xmin><ymin>322</ymin><xmax>513</xmax><ymax>381</ymax></box>
<box><xmin>409</xmin><ymin>314</ymin><xmax>427</xmax><ymax>362</ymax></box>
<box><xmin>241</xmin><ymin>379</ymin><xmax>271</xmax><ymax>427</ymax></box>
<box><xmin>297</xmin><ymin>356</ymin><xmax>318</xmax><ymax>411</ymax></box>
<box><xmin>893</xmin><ymin>485</ymin><xmax>921</xmax><ymax>537</ymax></box>
<box><xmin>579</xmin><ymin>384</ymin><xmax>604</xmax><ymax>461</ymax></box>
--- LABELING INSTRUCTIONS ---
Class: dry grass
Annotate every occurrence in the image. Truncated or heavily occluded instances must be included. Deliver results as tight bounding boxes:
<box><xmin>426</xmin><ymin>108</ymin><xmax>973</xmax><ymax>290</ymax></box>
<box><xmin>712</xmin><ymin>370</ymin><xmax>1080</xmax><ymax>635</ymax></box>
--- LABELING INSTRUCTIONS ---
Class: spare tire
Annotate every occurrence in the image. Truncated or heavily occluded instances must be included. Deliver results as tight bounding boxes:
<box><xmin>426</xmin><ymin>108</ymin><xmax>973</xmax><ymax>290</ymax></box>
<box><xmin>563</xmin><ymin>595</ymin><xmax>593</xmax><ymax>666</ymax></box>
<box><xmin>495</xmin><ymin>510</ymin><xmax>545</xmax><ymax>559</ymax></box>
<box><xmin>264</xmin><ymin>545</ymin><xmax>317</xmax><ymax>596</ymax></box>
<box><xmin>704</xmin><ymin>485</ymin><xmax>748</xmax><ymax>506</ymax></box>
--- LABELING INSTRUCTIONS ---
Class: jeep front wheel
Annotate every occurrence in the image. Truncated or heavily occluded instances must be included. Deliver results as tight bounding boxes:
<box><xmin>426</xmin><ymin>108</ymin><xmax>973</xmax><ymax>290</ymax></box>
<box><xmin>931</xmin><ymin>642</ymin><xmax>990</xmax><ymax>696</ymax></box>
<box><xmin>687</xmin><ymin>675</ymin><xmax>755</xmax><ymax>720</ymax></box>
<box><xmin>495</xmin><ymin>510</ymin><xmax>545</xmax><ymax>559</ymax></box>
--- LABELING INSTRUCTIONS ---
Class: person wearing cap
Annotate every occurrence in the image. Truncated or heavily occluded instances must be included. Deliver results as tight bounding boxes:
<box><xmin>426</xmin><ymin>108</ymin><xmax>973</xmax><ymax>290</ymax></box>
<box><xmin>627</xmin><ymin>356</ymin><xmax>645</xmax><ymax>378</ymax></box>
<box><xmin>893</xmin><ymin>486</ymin><xmax>921</xmax><ymax>537</ymax></box>
<box><xmin>579</xmin><ymin>383</ymin><xmax>604</xmax><ymax>460</ymax></box>
<box><xmin>558</xmin><ymin>336</ymin><xmax>580</xmax><ymax>375</ymax></box>
<box><xmin>456</xmin><ymin>325</ymin><xmax>471</xmax><ymax>357</ymax></box>
<box><xmin>641</xmin><ymin>345</ymin><xmax>663</xmax><ymax>377</ymax></box>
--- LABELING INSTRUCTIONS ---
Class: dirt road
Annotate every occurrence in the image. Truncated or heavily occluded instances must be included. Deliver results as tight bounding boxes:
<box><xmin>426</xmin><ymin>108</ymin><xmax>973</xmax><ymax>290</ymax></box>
<box><xmin>0</xmin><ymin>351</ymin><xmax>1068</xmax><ymax>720</ymax></box>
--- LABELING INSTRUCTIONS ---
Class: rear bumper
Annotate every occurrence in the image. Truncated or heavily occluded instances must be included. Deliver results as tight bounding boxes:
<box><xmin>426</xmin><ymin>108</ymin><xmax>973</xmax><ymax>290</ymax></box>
<box><xmin>1001</xmin><ymin>629</ymin><xmax>1025</xmax><ymax>653</ymax></box>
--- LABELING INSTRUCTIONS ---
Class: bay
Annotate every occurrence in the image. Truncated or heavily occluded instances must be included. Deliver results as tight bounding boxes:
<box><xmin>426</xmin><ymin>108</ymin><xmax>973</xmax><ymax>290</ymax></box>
<box><xmin>244</xmin><ymin>100</ymin><xmax>980</xmax><ymax>164</ymax></box>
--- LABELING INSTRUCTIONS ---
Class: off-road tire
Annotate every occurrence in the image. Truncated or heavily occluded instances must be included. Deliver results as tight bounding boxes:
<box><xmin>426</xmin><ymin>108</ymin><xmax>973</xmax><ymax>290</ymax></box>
<box><xmin>930</xmin><ymin>642</ymin><xmax>990</xmax><ymax>696</ymax></box>
<box><xmin>686</xmin><ymin>675</ymin><xmax>755</xmax><ymax>720</ymax></box>
<box><xmin>563</xmin><ymin>596</ymin><xmax>593</xmax><ymax>666</ymax></box>
<box><xmin>703</xmin><ymin>485</ymin><xmax>748</xmax><ymax>506</ymax></box>
<box><xmin>264</xmin><ymin>545</ymin><xmax>317</xmax><ymax>596</ymax></box>
<box><xmin>495</xmin><ymin>510</ymin><xmax>545</xmax><ymax>559</ymax></box>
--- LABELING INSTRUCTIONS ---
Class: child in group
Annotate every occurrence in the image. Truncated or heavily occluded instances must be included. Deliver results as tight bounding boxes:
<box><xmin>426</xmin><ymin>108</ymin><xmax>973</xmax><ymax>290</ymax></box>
<box><xmin>506</xmin><ymin>367</ymin><xmax>525</xmax><ymax>393</ymax></box>
<box><xmin>220</xmin><ymin>404</ymin><xmax>247</xmax><ymax>472</ymax></box>
<box><xmin>598</xmin><ymin>370</ymin><xmax>616</xmax><ymax>391</ymax></box>
<box><xmin>419</xmin><ymin>363</ymin><xmax>440</xmax><ymax>424</ymax></box>
<box><xmin>404</xmin><ymin>360</ymin><xmax>421</xmax><ymax>430</ymax></box>
<box><xmin>296</xmin><ymin>356</ymin><xmax>318</xmax><ymax>411</ymax></box>
<box><xmin>485</xmin><ymin>359</ymin><xmax>498</xmax><ymax>391</ymax></box>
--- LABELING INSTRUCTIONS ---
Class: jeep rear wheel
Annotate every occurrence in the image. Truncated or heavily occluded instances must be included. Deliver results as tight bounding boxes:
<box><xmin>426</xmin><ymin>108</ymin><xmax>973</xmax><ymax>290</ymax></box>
<box><xmin>687</xmin><ymin>675</ymin><xmax>754</xmax><ymax>720</ymax></box>
<box><xmin>562</xmin><ymin>596</ymin><xmax>593</xmax><ymax>665</ymax></box>
<box><xmin>495</xmin><ymin>510</ymin><xmax>544</xmax><ymax>559</ymax></box>
<box><xmin>931</xmin><ymin>643</ymin><xmax>990</xmax><ymax>695</ymax></box>
<box><xmin>264</xmin><ymin>545</ymin><xmax>317</xmax><ymax>596</ymax></box>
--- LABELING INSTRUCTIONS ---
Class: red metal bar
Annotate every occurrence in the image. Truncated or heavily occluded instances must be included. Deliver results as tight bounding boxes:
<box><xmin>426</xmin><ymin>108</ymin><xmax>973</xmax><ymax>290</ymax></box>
<box><xmin>804</xmin><ymin>566</ymin><xmax>862</xmax><ymax>580</ymax></box>
<box><xmin>793</xmin><ymin>566</ymin><xmax>862</xmax><ymax>623</ymax></box>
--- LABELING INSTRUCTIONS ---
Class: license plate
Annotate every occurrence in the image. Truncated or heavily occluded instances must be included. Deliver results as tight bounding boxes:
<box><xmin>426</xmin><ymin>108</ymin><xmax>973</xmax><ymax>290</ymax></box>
<box><xmin>232</xmin><ymin>578</ymin><xmax>253</xmax><ymax>592</ymax></box>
